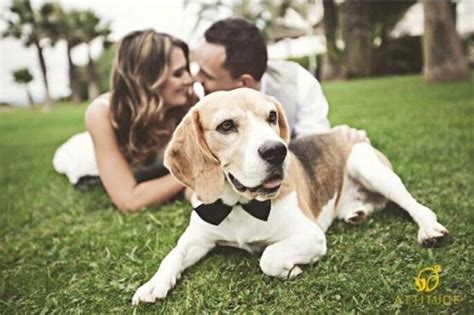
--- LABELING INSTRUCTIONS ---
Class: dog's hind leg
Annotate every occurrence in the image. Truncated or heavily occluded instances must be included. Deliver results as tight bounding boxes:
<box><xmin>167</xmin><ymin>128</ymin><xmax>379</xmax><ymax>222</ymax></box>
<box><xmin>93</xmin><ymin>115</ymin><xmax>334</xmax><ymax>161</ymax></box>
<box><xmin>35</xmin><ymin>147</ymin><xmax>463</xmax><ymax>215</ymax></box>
<box><xmin>346</xmin><ymin>143</ymin><xmax>448</xmax><ymax>247</ymax></box>
<box><xmin>336</xmin><ymin>174</ymin><xmax>387</xmax><ymax>224</ymax></box>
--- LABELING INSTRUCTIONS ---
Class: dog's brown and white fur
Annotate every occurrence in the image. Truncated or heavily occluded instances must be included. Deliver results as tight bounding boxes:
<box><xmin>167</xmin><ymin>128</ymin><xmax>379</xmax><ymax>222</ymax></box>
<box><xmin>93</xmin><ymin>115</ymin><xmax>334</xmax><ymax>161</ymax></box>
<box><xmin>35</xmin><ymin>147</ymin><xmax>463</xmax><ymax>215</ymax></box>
<box><xmin>132</xmin><ymin>88</ymin><xmax>448</xmax><ymax>304</ymax></box>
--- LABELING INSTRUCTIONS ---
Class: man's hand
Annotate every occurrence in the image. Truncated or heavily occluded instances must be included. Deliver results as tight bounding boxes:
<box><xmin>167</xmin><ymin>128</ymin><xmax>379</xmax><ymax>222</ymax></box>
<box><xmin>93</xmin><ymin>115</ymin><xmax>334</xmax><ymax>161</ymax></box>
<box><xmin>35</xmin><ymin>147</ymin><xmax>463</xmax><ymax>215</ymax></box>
<box><xmin>332</xmin><ymin>124</ymin><xmax>369</xmax><ymax>144</ymax></box>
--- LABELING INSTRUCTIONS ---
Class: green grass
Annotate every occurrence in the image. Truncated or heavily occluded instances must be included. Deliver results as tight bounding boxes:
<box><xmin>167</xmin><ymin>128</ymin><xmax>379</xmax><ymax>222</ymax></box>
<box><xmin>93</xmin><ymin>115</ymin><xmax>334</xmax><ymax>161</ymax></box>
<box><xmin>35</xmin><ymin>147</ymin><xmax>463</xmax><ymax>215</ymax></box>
<box><xmin>1</xmin><ymin>74</ymin><xmax>473</xmax><ymax>313</ymax></box>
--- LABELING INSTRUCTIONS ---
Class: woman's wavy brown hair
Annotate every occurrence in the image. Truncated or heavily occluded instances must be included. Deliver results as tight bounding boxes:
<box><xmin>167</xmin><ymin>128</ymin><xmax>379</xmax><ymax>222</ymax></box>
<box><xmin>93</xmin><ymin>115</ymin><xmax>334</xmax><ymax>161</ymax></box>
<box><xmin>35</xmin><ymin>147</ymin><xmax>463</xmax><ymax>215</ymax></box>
<box><xmin>110</xmin><ymin>29</ymin><xmax>191</xmax><ymax>167</ymax></box>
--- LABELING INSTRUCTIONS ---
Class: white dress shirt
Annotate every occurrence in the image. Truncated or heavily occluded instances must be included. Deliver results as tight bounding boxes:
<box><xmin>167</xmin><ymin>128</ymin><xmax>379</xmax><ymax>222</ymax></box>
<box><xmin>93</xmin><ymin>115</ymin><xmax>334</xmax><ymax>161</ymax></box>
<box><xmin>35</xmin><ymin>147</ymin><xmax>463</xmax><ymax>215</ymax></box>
<box><xmin>261</xmin><ymin>60</ymin><xmax>331</xmax><ymax>138</ymax></box>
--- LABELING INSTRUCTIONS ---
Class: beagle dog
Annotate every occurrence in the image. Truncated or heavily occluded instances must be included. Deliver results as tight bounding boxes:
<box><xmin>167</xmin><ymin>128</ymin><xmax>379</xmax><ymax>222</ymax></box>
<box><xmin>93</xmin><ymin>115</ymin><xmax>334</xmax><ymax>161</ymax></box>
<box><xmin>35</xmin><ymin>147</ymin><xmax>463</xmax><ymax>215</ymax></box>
<box><xmin>132</xmin><ymin>88</ymin><xmax>448</xmax><ymax>304</ymax></box>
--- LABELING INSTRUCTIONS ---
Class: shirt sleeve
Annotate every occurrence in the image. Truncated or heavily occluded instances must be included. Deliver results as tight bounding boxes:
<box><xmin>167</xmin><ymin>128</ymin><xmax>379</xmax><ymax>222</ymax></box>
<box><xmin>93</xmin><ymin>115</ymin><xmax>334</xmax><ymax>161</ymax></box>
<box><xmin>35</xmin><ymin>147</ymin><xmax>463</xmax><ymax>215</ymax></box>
<box><xmin>294</xmin><ymin>65</ymin><xmax>331</xmax><ymax>137</ymax></box>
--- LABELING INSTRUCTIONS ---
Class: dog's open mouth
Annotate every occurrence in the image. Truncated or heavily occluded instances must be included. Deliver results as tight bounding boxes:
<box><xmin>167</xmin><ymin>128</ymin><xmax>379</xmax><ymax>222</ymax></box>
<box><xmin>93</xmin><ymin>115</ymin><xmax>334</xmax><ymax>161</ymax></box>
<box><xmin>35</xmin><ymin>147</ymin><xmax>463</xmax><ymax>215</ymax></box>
<box><xmin>228</xmin><ymin>173</ymin><xmax>282</xmax><ymax>194</ymax></box>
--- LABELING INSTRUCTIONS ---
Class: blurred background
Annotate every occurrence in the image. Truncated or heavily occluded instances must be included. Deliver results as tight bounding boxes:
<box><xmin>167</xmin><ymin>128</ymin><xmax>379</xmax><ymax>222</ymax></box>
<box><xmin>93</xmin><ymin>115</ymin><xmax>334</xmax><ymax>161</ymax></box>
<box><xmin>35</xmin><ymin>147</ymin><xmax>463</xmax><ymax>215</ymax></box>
<box><xmin>1</xmin><ymin>0</ymin><xmax>472</xmax><ymax>110</ymax></box>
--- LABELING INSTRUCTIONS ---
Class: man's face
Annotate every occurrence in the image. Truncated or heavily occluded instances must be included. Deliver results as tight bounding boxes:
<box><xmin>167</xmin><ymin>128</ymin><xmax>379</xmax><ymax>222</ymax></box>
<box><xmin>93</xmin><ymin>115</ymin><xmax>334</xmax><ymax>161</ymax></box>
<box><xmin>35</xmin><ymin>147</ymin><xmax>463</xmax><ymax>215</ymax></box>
<box><xmin>194</xmin><ymin>41</ymin><xmax>242</xmax><ymax>95</ymax></box>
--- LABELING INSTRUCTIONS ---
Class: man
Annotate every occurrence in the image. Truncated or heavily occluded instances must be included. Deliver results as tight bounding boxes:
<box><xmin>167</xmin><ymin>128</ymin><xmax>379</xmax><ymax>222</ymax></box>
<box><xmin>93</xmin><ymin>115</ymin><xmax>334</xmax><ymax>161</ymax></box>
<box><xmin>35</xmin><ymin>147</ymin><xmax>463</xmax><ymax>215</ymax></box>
<box><xmin>194</xmin><ymin>18</ymin><xmax>366</xmax><ymax>141</ymax></box>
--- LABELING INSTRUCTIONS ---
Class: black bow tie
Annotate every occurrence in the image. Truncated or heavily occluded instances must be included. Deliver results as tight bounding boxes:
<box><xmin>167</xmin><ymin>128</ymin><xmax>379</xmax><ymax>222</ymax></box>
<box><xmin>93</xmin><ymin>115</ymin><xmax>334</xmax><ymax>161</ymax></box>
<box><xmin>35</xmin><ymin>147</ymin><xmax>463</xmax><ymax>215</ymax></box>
<box><xmin>193</xmin><ymin>199</ymin><xmax>271</xmax><ymax>226</ymax></box>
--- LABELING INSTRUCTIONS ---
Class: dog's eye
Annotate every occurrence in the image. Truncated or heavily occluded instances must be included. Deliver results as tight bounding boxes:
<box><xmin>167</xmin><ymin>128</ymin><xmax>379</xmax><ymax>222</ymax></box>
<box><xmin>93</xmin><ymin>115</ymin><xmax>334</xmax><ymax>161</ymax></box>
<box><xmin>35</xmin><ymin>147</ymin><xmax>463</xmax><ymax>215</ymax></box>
<box><xmin>217</xmin><ymin>120</ymin><xmax>237</xmax><ymax>134</ymax></box>
<box><xmin>268</xmin><ymin>110</ymin><xmax>277</xmax><ymax>124</ymax></box>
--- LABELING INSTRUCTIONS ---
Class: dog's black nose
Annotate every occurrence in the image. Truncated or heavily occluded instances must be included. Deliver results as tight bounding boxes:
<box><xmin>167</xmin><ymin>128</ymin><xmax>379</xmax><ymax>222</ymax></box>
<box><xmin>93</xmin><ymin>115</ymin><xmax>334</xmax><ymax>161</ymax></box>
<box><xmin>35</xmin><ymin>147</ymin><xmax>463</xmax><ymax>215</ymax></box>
<box><xmin>258</xmin><ymin>141</ymin><xmax>287</xmax><ymax>165</ymax></box>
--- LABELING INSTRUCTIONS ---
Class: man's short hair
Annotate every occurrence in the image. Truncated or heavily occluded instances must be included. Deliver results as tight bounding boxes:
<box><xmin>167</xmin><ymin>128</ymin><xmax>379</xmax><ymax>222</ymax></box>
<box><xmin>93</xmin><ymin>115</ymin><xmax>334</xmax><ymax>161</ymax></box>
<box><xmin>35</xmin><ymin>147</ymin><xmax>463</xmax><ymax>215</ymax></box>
<box><xmin>204</xmin><ymin>18</ymin><xmax>267</xmax><ymax>81</ymax></box>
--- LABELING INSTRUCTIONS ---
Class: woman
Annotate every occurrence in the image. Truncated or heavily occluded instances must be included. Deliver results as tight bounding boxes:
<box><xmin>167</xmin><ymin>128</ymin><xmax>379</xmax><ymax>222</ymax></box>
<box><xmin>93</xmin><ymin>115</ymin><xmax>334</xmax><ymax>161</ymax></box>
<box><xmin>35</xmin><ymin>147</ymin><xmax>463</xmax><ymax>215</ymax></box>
<box><xmin>83</xmin><ymin>30</ymin><xmax>194</xmax><ymax>212</ymax></box>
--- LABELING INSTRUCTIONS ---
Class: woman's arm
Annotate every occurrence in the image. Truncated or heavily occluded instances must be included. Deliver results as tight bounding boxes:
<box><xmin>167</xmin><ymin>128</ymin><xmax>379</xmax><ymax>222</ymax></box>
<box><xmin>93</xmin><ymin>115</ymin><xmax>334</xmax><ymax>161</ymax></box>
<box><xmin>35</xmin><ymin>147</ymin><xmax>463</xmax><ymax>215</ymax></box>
<box><xmin>85</xmin><ymin>102</ymin><xmax>184</xmax><ymax>212</ymax></box>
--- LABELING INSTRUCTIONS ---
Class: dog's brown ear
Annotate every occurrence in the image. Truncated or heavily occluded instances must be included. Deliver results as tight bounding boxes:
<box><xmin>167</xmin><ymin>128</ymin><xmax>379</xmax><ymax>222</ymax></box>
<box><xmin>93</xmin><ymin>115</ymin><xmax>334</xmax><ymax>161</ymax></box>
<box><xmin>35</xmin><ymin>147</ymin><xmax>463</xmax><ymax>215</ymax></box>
<box><xmin>164</xmin><ymin>108</ymin><xmax>224</xmax><ymax>203</ymax></box>
<box><xmin>266</xmin><ymin>96</ymin><xmax>290</xmax><ymax>144</ymax></box>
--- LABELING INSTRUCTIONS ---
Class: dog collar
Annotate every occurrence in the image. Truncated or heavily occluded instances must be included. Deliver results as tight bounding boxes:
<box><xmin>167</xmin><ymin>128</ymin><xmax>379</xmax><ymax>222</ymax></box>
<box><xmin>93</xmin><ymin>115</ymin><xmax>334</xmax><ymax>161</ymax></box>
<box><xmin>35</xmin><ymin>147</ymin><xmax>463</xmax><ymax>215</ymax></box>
<box><xmin>193</xmin><ymin>199</ymin><xmax>271</xmax><ymax>226</ymax></box>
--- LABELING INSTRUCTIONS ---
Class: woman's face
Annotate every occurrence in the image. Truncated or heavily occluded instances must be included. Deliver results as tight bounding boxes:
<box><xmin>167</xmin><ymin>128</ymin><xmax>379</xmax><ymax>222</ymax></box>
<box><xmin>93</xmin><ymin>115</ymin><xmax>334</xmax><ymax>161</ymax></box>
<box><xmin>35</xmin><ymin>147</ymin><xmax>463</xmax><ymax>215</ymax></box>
<box><xmin>160</xmin><ymin>47</ymin><xmax>193</xmax><ymax>107</ymax></box>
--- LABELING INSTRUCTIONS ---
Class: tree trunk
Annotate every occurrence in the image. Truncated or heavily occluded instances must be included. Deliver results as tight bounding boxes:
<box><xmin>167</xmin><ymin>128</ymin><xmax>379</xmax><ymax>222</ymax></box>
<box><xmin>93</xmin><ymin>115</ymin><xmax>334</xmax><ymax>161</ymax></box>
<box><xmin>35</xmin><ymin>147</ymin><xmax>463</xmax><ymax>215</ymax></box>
<box><xmin>34</xmin><ymin>41</ymin><xmax>53</xmax><ymax>111</ymax></box>
<box><xmin>86</xmin><ymin>46</ymin><xmax>100</xmax><ymax>100</ymax></box>
<box><xmin>322</xmin><ymin>0</ymin><xmax>344</xmax><ymax>80</ymax></box>
<box><xmin>372</xmin><ymin>25</ymin><xmax>389</xmax><ymax>75</ymax></box>
<box><xmin>422</xmin><ymin>0</ymin><xmax>469</xmax><ymax>83</ymax></box>
<box><xmin>67</xmin><ymin>43</ymin><xmax>81</xmax><ymax>104</ymax></box>
<box><xmin>343</xmin><ymin>0</ymin><xmax>372</xmax><ymax>78</ymax></box>
<box><xmin>449</xmin><ymin>1</ymin><xmax>456</xmax><ymax>29</ymax></box>
<box><xmin>25</xmin><ymin>85</ymin><xmax>34</xmax><ymax>110</ymax></box>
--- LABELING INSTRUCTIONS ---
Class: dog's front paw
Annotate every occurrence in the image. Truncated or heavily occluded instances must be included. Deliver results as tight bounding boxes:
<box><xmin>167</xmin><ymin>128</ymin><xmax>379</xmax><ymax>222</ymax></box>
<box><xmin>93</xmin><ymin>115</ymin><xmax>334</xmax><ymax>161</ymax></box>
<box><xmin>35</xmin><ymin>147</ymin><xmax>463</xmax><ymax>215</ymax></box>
<box><xmin>260</xmin><ymin>257</ymin><xmax>303</xmax><ymax>279</ymax></box>
<box><xmin>287</xmin><ymin>266</ymin><xmax>303</xmax><ymax>278</ymax></box>
<box><xmin>132</xmin><ymin>280</ymin><xmax>171</xmax><ymax>305</ymax></box>
<box><xmin>418</xmin><ymin>222</ymin><xmax>449</xmax><ymax>247</ymax></box>
<box><xmin>260</xmin><ymin>252</ymin><xmax>305</xmax><ymax>279</ymax></box>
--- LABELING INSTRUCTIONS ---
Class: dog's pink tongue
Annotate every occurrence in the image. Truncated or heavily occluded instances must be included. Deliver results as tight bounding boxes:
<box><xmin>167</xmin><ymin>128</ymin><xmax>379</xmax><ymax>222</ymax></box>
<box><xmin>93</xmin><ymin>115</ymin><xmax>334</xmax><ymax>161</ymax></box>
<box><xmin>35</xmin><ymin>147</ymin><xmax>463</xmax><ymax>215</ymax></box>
<box><xmin>263</xmin><ymin>178</ymin><xmax>281</xmax><ymax>189</ymax></box>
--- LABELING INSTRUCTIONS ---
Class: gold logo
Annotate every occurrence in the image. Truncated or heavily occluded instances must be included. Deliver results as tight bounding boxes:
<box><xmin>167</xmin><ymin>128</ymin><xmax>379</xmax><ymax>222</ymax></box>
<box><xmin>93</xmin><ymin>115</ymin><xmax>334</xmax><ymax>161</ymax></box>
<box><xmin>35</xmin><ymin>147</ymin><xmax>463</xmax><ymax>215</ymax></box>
<box><xmin>394</xmin><ymin>264</ymin><xmax>463</xmax><ymax>305</ymax></box>
<box><xmin>414</xmin><ymin>264</ymin><xmax>441</xmax><ymax>292</ymax></box>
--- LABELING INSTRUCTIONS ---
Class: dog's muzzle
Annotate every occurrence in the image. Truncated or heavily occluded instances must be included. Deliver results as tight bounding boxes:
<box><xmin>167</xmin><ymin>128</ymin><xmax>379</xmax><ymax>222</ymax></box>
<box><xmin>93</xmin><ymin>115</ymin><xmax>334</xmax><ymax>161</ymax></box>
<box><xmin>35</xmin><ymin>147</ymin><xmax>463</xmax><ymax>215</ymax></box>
<box><xmin>228</xmin><ymin>172</ymin><xmax>283</xmax><ymax>195</ymax></box>
<box><xmin>227</xmin><ymin>141</ymin><xmax>287</xmax><ymax>197</ymax></box>
<box><xmin>258</xmin><ymin>141</ymin><xmax>287</xmax><ymax>166</ymax></box>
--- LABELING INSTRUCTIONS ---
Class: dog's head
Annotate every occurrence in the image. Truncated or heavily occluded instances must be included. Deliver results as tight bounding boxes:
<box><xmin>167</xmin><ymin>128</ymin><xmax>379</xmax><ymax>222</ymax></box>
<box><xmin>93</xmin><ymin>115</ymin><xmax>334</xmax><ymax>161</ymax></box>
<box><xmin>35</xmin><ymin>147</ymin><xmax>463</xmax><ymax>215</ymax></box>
<box><xmin>164</xmin><ymin>88</ymin><xmax>290</xmax><ymax>203</ymax></box>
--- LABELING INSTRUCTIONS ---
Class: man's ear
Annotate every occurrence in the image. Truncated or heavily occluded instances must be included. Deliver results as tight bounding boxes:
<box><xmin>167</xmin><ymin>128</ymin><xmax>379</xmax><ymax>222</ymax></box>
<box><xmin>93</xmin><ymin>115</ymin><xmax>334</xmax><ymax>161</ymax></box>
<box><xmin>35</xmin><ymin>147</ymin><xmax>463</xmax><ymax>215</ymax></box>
<box><xmin>164</xmin><ymin>106</ymin><xmax>224</xmax><ymax>203</ymax></box>
<box><xmin>240</xmin><ymin>74</ymin><xmax>257</xmax><ymax>88</ymax></box>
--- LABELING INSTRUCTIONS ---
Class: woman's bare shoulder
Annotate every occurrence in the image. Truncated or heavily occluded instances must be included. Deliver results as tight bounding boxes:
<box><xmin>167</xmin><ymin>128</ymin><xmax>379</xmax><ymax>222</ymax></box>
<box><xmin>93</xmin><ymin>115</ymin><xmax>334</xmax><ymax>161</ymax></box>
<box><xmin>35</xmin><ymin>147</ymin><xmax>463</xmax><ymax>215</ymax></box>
<box><xmin>85</xmin><ymin>93</ymin><xmax>112</xmax><ymax>132</ymax></box>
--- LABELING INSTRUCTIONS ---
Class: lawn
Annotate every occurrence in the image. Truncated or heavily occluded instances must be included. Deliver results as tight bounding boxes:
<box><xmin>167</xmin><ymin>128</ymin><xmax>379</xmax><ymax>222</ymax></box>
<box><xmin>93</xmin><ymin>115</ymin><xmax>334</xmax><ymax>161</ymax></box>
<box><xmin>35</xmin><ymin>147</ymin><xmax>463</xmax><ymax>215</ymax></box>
<box><xmin>1</xmin><ymin>73</ymin><xmax>473</xmax><ymax>313</ymax></box>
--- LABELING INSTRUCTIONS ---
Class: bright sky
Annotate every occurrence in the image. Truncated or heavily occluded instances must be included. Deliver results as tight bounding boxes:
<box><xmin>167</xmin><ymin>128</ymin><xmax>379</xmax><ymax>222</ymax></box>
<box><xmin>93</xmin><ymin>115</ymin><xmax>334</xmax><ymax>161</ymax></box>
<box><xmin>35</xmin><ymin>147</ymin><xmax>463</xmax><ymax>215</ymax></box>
<box><xmin>0</xmin><ymin>0</ymin><xmax>473</xmax><ymax>106</ymax></box>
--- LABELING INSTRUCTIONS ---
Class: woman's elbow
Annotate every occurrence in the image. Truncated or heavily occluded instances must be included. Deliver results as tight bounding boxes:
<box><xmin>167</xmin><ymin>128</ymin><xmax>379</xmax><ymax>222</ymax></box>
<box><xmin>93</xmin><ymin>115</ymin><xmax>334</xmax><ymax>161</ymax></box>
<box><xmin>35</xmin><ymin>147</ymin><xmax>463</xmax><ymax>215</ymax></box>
<box><xmin>115</xmin><ymin>198</ymin><xmax>143</xmax><ymax>213</ymax></box>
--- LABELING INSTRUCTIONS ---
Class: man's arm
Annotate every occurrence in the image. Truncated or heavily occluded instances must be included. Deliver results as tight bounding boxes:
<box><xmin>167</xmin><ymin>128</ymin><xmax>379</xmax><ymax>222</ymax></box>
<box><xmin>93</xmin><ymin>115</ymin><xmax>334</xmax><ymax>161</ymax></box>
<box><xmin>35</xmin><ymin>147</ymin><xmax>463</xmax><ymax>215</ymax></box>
<box><xmin>294</xmin><ymin>65</ymin><xmax>331</xmax><ymax>137</ymax></box>
<box><xmin>294</xmin><ymin>64</ymin><xmax>369</xmax><ymax>144</ymax></box>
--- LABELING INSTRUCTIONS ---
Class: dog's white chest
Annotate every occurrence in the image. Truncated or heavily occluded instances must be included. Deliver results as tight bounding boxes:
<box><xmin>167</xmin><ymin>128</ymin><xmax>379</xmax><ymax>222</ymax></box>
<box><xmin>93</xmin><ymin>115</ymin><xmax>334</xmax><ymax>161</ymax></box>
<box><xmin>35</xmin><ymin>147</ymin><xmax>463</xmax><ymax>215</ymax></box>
<box><xmin>201</xmin><ymin>192</ymin><xmax>319</xmax><ymax>252</ymax></box>
<box><xmin>214</xmin><ymin>205</ymin><xmax>274</xmax><ymax>252</ymax></box>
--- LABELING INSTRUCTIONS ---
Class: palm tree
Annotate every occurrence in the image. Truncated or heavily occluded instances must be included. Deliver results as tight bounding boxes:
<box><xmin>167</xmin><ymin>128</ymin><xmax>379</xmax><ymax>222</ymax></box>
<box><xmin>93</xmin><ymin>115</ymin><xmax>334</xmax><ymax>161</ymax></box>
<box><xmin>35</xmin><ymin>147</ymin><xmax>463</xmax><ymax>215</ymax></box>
<box><xmin>48</xmin><ymin>5</ymin><xmax>84</xmax><ymax>103</ymax></box>
<box><xmin>422</xmin><ymin>0</ymin><xmax>469</xmax><ymax>83</ymax></box>
<box><xmin>343</xmin><ymin>0</ymin><xmax>372</xmax><ymax>78</ymax></box>
<box><xmin>323</xmin><ymin>0</ymin><xmax>415</xmax><ymax>79</ymax></box>
<box><xmin>2</xmin><ymin>0</ymin><xmax>56</xmax><ymax>111</ymax></box>
<box><xmin>322</xmin><ymin>0</ymin><xmax>343</xmax><ymax>80</ymax></box>
<box><xmin>75</xmin><ymin>10</ymin><xmax>111</xmax><ymax>100</ymax></box>
<box><xmin>12</xmin><ymin>68</ymin><xmax>34</xmax><ymax>109</ymax></box>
